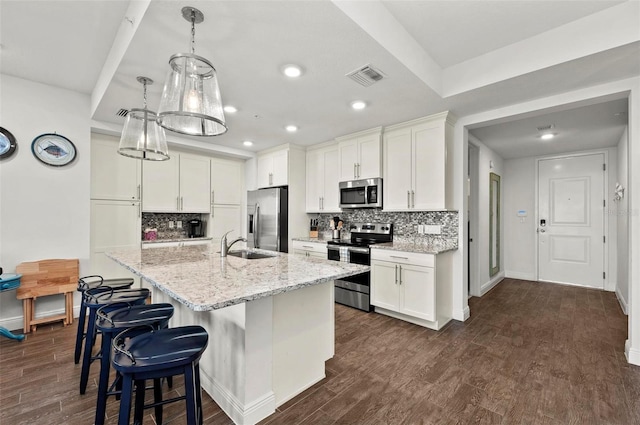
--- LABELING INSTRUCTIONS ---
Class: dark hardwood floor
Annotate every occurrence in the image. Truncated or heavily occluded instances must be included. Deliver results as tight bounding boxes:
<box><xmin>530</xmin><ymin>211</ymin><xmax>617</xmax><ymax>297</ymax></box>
<box><xmin>1</xmin><ymin>278</ymin><xmax>639</xmax><ymax>424</ymax></box>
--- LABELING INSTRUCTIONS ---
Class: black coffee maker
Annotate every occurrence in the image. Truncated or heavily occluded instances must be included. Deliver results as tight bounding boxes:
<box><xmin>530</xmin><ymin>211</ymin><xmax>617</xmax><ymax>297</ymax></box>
<box><xmin>187</xmin><ymin>219</ymin><xmax>204</xmax><ymax>238</ymax></box>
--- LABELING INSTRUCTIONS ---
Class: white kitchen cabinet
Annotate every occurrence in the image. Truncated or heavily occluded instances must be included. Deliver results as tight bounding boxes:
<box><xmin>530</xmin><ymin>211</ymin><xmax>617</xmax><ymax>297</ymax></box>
<box><xmin>91</xmin><ymin>134</ymin><xmax>140</xmax><ymax>201</ymax></box>
<box><xmin>383</xmin><ymin>112</ymin><xmax>455</xmax><ymax>211</ymax></box>
<box><xmin>336</xmin><ymin>127</ymin><xmax>382</xmax><ymax>181</ymax></box>
<box><xmin>211</xmin><ymin>157</ymin><xmax>244</xmax><ymax>205</ymax></box>
<box><xmin>142</xmin><ymin>153</ymin><xmax>210</xmax><ymax>213</ymax></box>
<box><xmin>292</xmin><ymin>240</ymin><xmax>327</xmax><ymax>259</ymax></box>
<box><xmin>370</xmin><ymin>248</ymin><xmax>452</xmax><ymax>330</ymax></box>
<box><xmin>90</xmin><ymin>199</ymin><xmax>140</xmax><ymax>281</ymax></box>
<box><xmin>210</xmin><ymin>204</ymin><xmax>243</xmax><ymax>245</ymax></box>
<box><xmin>306</xmin><ymin>143</ymin><xmax>340</xmax><ymax>213</ymax></box>
<box><xmin>257</xmin><ymin>148</ymin><xmax>288</xmax><ymax>188</ymax></box>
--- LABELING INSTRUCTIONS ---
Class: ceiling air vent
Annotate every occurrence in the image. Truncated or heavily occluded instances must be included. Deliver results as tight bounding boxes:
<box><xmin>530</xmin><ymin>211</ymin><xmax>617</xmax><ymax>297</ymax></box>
<box><xmin>116</xmin><ymin>108</ymin><xmax>130</xmax><ymax>118</ymax></box>
<box><xmin>346</xmin><ymin>64</ymin><xmax>386</xmax><ymax>87</ymax></box>
<box><xmin>536</xmin><ymin>124</ymin><xmax>554</xmax><ymax>132</ymax></box>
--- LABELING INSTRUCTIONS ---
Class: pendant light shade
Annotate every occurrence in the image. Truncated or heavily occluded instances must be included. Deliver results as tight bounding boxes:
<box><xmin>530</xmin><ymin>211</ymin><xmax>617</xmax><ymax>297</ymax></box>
<box><xmin>157</xmin><ymin>6</ymin><xmax>227</xmax><ymax>137</ymax></box>
<box><xmin>118</xmin><ymin>77</ymin><xmax>169</xmax><ymax>161</ymax></box>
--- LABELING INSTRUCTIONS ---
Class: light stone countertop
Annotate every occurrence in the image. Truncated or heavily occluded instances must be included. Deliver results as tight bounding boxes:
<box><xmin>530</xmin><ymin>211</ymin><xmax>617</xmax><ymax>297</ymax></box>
<box><xmin>142</xmin><ymin>237</ymin><xmax>212</xmax><ymax>244</ymax></box>
<box><xmin>107</xmin><ymin>244</ymin><xmax>368</xmax><ymax>311</ymax></box>
<box><xmin>371</xmin><ymin>238</ymin><xmax>459</xmax><ymax>255</ymax></box>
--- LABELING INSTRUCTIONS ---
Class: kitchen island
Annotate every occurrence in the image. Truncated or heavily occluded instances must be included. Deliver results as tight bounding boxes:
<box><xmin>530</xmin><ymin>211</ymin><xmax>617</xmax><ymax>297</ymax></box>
<box><xmin>107</xmin><ymin>244</ymin><xmax>368</xmax><ymax>425</ymax></box>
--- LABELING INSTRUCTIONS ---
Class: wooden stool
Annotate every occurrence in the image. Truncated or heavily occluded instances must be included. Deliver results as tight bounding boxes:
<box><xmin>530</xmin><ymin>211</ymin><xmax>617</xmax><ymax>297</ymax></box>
<box><xmin>16</xmin><ymin>259</ymin><xmax>78</xmax><ymax>333</ymax></box>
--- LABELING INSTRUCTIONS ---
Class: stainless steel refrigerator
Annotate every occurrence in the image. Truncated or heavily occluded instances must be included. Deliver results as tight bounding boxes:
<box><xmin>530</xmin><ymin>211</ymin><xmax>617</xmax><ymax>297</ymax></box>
<box><xmin>247</xmin><ymin>187</ymin><xmax>288</xmax><ymax>253</ymax></box>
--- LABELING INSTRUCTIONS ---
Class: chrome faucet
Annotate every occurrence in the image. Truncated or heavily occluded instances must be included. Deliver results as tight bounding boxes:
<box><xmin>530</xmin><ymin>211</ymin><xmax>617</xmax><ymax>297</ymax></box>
<box><xmin>220</xmin><ymin>230</ymin><xmax>247</xmax><ymax>257</ymax></box>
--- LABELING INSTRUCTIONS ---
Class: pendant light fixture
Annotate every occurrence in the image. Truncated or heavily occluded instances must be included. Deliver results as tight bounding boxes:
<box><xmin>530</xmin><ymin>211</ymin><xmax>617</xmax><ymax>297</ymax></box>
<box><xmin>157</xmin><ymin>6</ymin><xmax>227</xmax><ymax>137</ymax></box>
<box><xmin>118</xmin><ymin>76</ymin><xmax>169</xmax><ymax>161</ymax></box>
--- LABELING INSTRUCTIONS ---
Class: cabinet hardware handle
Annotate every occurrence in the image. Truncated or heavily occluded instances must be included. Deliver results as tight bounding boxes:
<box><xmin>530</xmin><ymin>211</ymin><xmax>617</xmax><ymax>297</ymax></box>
<box><xmin>357</xmin><ymin>163</ymin><xmax>361</xmax><ymax>178</ymax></box>
<box><xmin>319</xmin><ymin>197</ymin><xmax>322</xmax><ymax>210</ymax></box>
<box><xmin>390</xmin><ymin>255</ymin><xmax>409</xmax><ymax>260</ymax></box>
<box><xmin>407</xmin><ymin>191</ymin><xmax>411</xmax><ymax>208</ymax></box>
<box><xmin>177</xmin><ymin>196</ymin><xmax>180</xmax><ymax>210</ymax></box>
<box><xmin>399</xmin><ymin>265</ymin><xmax>402</xmax><ymax>284</ymax></box>
<box><xmin>181</xmin><ymin>197</ymin><xmax>184</xmax><ymax>210</ymax></box>
<box><xmin>136</xmin><ymin>184</ymin><xmax>141</xmax><ymax>200</ymax></box>
<box><xmin>321</xmin><ymin>197</ymin><xmax>324</xmax><ymax>210</ymax></box>
<box><xmin>395</xmin><ymin>264</ymin><xmax>398</xmax><ymax>285</ymax></box>
<box><xmin>211</xmin><ymin>190</ymin><xmax>215</xmax><ymax>205</ymax></box>
<box><xmin>354</xmin><ymin>163</ymin><xmax>357</xmax><ymax>179</ymax></box>
<box><xmin>411</xmin><ymin>190</ymin><xmax>415</xmax><ymax>208</ymax></box>
<box><xmin>302</xmin><ymin>245</ymin><xmax>313</xmax><ymax>249</ymax></box>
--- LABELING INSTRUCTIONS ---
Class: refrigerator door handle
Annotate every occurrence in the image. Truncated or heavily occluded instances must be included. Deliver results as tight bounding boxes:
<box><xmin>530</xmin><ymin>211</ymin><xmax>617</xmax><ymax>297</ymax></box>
<box><xmin>255</xmin><ymin>203</ymin><xmax>260</xmax><ymax>248</ymax></box>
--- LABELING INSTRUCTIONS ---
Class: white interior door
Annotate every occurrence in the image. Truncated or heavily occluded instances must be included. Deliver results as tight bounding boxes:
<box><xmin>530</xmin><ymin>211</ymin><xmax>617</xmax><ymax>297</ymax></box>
<box><xmin>538</xmin><ymin>154</ymin><xmax>605</xmax><ymax>288</ymax></box>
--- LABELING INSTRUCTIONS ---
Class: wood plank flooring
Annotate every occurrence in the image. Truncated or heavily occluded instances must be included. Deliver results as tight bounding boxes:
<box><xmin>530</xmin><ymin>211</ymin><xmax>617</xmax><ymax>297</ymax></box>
<box><xmin>1</xmin><ymin>278</ymin><xmax>639</xmax><ymax>424</ymax></box>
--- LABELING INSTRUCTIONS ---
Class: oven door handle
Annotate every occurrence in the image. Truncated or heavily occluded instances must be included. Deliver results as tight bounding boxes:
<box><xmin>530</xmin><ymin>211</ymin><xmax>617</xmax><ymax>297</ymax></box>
<box><xmin>347</xmin><ymin>247</ymin><xmax>370</xmax><ymax>254</ymax></box>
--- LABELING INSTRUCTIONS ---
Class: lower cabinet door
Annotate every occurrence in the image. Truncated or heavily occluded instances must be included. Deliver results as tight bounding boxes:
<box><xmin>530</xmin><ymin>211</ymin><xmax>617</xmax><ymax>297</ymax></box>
<box><xmin>371</xmin><ymin>260</ymin><xmax>400</xmax><ymax>311</ymax></box>
<box><xmin>399</xmin><ymin>264</ymin><xmax>435</xmax><ymax>321</ymax></box>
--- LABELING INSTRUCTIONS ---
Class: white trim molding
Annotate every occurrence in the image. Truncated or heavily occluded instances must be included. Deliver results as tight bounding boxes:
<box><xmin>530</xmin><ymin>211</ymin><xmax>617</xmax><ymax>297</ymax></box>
<box><xmin>625</xmin><ymin>340</ymin><xmax>640</xmax><ymax>366</ymax></box>
<box><xmin>616</xmin><ymin>287</ymin><xmax>629</xmax><ymax>315</ymax></box>
<box><xmin>481</xmin><ymin>273</ymin><xmax>505</xmax><ymax>296</ymax></box>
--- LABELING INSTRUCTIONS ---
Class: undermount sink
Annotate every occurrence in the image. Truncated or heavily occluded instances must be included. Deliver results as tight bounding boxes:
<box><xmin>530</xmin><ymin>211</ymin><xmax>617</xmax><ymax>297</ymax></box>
<box><xmin>226</xmin><ymin>250</ymin><xmax>276</xmax><ymax>260</ymax></box>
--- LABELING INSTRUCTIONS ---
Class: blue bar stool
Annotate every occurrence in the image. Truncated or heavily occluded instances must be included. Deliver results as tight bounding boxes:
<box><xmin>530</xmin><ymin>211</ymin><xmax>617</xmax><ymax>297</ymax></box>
<box><xmin>79</xmin><ymin>287</ymin><xmax>150</xmax><ymax>394</ymax></box>
<box><xmin>112</xmin><ymin>325</ymin><xmax>209</xmax><ymax>425</ymax></box>
<box><xmin>74</xmin><ymin>275</ymin><xmax>135</xmax><ymax>364</ymax></box>
<box><xmin>94</xmin><ymin>303</ymin><xmax>174</xmax><ymax>425</ymax></box>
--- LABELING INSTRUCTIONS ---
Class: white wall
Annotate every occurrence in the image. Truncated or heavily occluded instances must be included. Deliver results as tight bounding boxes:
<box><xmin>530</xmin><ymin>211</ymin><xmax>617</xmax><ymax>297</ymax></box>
<box><xmin>469</xmin><ymin>135</ymin><xmax>504</xmax><ymax>295</ymax></box>
<box><xmin>503</xmin><ymin>157</ymin><xmax>537</xmax><ymax>280</ymax></box>
<box><xmin>616</xmin><ymin>127</ymin><xmax>629</xmax><ymax>313</ymax></box>
<box><xmin>0</xmin><ymin>74</ymin><xmax>91</xmax><ymax>327</ymax></box>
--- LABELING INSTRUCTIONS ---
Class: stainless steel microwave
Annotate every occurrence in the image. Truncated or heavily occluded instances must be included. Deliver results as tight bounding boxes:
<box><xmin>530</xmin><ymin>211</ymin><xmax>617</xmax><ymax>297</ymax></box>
<box><xmin>339</xmin><ymin>178</ymin><xmax>382</xmax><ymax>209</ymax></box>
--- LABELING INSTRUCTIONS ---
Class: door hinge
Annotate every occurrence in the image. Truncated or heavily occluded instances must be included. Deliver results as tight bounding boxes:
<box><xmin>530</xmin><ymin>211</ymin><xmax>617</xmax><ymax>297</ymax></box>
<box><xmin>603</xmin><ymin>163</ymin><xmax>606</xmax><ymax>171</ymax></box>
<box><xmin>603</xmin><ymin>272</ymin><xmax>606</xmax><ymax>279</ymax></box>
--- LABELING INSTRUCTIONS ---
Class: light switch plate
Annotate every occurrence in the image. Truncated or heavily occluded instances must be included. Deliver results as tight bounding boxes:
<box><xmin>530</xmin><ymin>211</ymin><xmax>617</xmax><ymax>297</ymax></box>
<box><xmin>168</xmin><ymin>221</ymin><xmax>174</xmax><ymax>229</ymax></box>
<box><xmin>417</xmin><ymin>224</ymin><xmax>425</xmax><ymax>234</ymax></box>
<box><xmin>177</xmin><ymin>221</ymin><xmax>182</xmax><ymax>228</ymax></box>
<box><xmin>424</xmin><ymin>225</ymin><xmax>441</xmax><ymax>235</ymax></box>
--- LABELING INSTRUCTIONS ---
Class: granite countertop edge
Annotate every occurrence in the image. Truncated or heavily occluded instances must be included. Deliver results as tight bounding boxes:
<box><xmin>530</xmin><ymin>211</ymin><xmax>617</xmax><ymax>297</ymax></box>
<box><xmin>142</xmin><ymin>237</ymin><xmax>213</xmax><ymax>244</ymax></box>
<box><xmin>371</xmin><ymin>240</ymin><xmax>459</xmax><ymax>255</ymax></box>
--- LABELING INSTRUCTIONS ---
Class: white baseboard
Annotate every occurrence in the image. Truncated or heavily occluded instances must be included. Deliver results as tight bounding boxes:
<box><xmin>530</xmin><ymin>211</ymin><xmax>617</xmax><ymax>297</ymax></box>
<box><xmin>199</xmin><ymin>368</ymin><xmax>275</xmax><ymax>425</ymax></box>
<box><xmin>481</xmin><ymin>273</ymin><xmax>504</xmax><ymax>296</ymax></box>
<box><xmin>505</xmin><ymin>270</ymin><xmax>536</xmax><ymax>281</ymax></box>
<box><xmin>0</xmin><ymin>305</ymin><xmax>82</xmax><ymax>332</ymax></box>
<box><xmin>616</xmin><ymin>287</ymin><xmax>629</xmax><ymax>315</ymax></box>
<box><xmin>625</xmin><ymin>340</ymin><xmax>640</xmax><ymax>366</ymax></box>
<box><xmin>452</xmin><ymin>306</ymin><xmax>470</xmax><ymax>322</ymax></box>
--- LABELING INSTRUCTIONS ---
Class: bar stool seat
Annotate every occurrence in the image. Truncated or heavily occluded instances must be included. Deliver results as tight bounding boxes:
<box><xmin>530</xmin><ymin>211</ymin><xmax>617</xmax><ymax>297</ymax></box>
<box><xmin>94</xmin><ymin>303</ymin><xmax>174</xmax><ymax>425</ymax></box>
<box><xmin>79</xmin><ymin>287</ymin><xmax>150</xmax><ymax>394</ymax></box>
<box><xmin>112</xmin><ymin>325</ymin><xmax>209</xmax><ymax>425</ymax></box>
<box><xmin>74</xmin><ymin>275</ymin><xmax>135</xmax><ymax>364</ymax></box>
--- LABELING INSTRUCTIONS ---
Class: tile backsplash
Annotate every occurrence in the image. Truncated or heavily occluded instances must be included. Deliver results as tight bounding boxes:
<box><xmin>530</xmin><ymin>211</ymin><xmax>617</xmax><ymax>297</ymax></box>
<box><xmin>141</xmin><ymin>213</ymin><xmax>205</xmax><ymax>240</ymax></box>
<box><xmin>313</xmin><ymin>210</ymin><xmax>458</xmax><ymax>245</ymax></box>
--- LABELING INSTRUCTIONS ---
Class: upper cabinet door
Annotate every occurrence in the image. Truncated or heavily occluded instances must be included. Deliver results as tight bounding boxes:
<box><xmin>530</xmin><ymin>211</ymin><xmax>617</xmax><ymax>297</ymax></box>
<box><xmin>357</xmin><ymin>133</ymin><xmax>381</xmax><ymax>180</ymax></box>
<box><xmin>338</xmin><ymin>138</ymin><xmax>358</xmax><ymax>181</ymax></box>
<box><xmin>383</xmin><ymin>127</ymin><xmax>413</xmax><ymax>211</ymax></box>
<box><xmin>142</xmin><ymin>156</ymin><xmax>180</xmax><ymax>212</ymax></box>
<box><xmin>322</xmin><ymin>147</ymin><xmax>340</xmax><ymax>211</ymax></box>
<box><xmin>413</xmin><ymin>122</ymin><xmax>446</xmax><ymax>210</ymax></box>
<box><xmin>271</xmin><ymin>150</ymin><xmax>289</xmax><ymax>187</ymax></box>
<box><xmin>305</xmin><ymin>149</ymin><xmax>323</xmax><ymax>212</ymax></box>
<box><xmin>211</xmin><ymin>158</ymin><xmax>244</xmax><ymax>205</ymax></box>
<box><xmin>257</xmin><ymin>149</ymin><xmax>289</xmax><ymax>188</ymax></box>
<box><xmin>179</xmin><ymin>154</ymin><xmax>211</xmax><ymax>213</ymax></box>
<box><xmin>91</xmin><ymin>135</ymin><xmax>140</xmax><ymax>201</ymax></box>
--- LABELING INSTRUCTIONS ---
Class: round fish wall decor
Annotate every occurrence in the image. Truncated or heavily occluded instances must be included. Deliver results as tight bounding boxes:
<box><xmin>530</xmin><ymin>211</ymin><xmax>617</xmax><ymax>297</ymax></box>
<box><xmin>0</xmin><ymin>127</ymin><xmax>17</xmax><ymax>159</ymax></box>
<box><xmin>31</xmin><ymin>133</ymin><xmax>77</xmax><ymax>167</ymax></box>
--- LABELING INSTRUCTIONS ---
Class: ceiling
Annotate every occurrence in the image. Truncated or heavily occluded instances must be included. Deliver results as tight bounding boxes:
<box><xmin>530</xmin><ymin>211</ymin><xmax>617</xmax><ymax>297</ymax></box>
<box><xmin>1</xmin><ymin>0</ymin><xmax>638</xmax><ymax>158</ymax></box>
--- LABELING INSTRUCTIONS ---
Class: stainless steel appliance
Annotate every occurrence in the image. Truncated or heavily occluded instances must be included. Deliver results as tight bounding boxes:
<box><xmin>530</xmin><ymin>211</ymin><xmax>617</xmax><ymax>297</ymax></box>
<box><xmin>187</xmin><ymin>219</ymin><xmax>205</xmax><ymax>238</ymax></box>
<box><xmin>339</xmin><ymin>178</ymin><xmax>382</xmax><ymax>209</ymax></box>
<box><xmin>327</xmin><ymin>222</ymin><xmax>392</xmax><ymax>311</ymax></box>
<box><xmin>247</xmin><ymin>187</ymin><xmax>288</xmax><ymax>253</ymax></box>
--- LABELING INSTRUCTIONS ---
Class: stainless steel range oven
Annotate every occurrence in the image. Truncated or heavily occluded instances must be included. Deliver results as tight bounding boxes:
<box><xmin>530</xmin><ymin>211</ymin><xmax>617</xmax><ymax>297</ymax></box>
<box><xmin>327</xmin><ymin>222</ymin><xmax>392</xmax><ymax>312</ymax></box>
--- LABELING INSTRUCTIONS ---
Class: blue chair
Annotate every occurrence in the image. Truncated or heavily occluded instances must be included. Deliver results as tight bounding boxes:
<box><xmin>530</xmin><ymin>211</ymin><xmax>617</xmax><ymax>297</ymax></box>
<box><xmin>112</xmin><ymin>325</ymin><xmax>209</xmax><ymax>425</ymax></box>
<box><xmin>94</xmin><ymin>303</ymin><xmax>174</xmax><ymax>425</ymax></box>
<box><xmin>74</xmin><ymin>275</ymin><xmax>135</xmax><ymax>364</ymax></box>
<box><xmin>79</xmin><ymin>287</ymin><xmax>150</xmax><ymax>394</ymax></box>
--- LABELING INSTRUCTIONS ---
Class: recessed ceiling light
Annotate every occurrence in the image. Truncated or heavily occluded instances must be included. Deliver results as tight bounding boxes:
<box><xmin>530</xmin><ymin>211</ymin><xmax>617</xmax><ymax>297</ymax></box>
<box><xmin>540</xmin><ymin>133</ymin><xmax>554</xmax><ymax>140</ymax></box>
<box><xmin>351</xmin><ymin>100</ymin><xmax>367</xmax><ymax>110</ymax></box>
<box><xmin>283</xmin><ymin>65</ymin><xmax>303</xmax><ymax>78</ymax></box>
<box><xmin>285</xmin><ymin>125</ymin><xmax>298</xmax><ymax>132</ymax></box>
<box><xmin>243</xmin><ymin>140</ymin><xmax>253</xmax><ymax>146</ymax></box>
<box><xmin>223</xmin><ymin>105</ymin><xmax>237</xmax><ymax>113</ymax></box>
